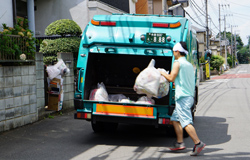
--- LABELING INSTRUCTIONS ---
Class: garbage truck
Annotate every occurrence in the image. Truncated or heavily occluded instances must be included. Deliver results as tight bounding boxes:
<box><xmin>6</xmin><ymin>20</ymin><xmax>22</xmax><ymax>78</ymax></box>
<box><xmin>74</xmin><ymin>14</ymin><xmax>200</xmax><ymax>132</ymax></box>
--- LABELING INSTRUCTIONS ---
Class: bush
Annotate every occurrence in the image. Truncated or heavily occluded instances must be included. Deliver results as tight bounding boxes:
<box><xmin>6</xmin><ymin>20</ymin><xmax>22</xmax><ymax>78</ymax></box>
<box><xmin>199</xmin><ymin>56</ymin><xmax>205</xmax><ymax>64</ymax></box>
<box><xmin>39</xmin><ymin>37</ymin><xmax>80</xmax><ymax>54</ymax></box>
<box><xmin>210</xmin><ymin>55</ymin><xmax>224</xmax><ymax>71</ymax></box>
<box><xmin>41</xmin><ymin>19</ymin><xmax>82</xmax><ymax>64</ymax></box>
<box><xmin>45</xmin><ymin>19</ymin><xmax>82</xmax><ymax>37</ymax></box>
<box><xmin>0</xmin><ymin>18</ymin><xmax>36</xmax><ymax>59</ymax></box>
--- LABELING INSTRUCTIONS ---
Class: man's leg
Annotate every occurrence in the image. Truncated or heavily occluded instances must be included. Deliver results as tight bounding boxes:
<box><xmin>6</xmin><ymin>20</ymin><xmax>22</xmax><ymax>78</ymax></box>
<box><xmin>173</xmin><ymin>121</ymin><xmax>183</xmax><ymax>143</ymax></box>
<box><xmin>185</xmin><ymin>124</ymin><xmax>206</xmax><ymax>156</ymax></box>
<box><xmin>184</xmin><ymin>124</ymin><xmax>200</xmax><ymax>144</ymax></box>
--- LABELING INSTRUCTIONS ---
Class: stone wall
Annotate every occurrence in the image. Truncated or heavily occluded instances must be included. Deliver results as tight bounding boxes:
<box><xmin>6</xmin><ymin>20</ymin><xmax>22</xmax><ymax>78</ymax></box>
<box><xmin>36</xmin><ymin>53</ymin><xmax>46</xmax><ymax>119</ymax></box>
<box><xmin>0</xmin><ymin>64</ymin><xmax>39</xmax><ymax>132</ymax></box>
<box><xmin>0</xmin><ymin>52</ymin><xmax>75</xmax><ymax>132</ymax></box>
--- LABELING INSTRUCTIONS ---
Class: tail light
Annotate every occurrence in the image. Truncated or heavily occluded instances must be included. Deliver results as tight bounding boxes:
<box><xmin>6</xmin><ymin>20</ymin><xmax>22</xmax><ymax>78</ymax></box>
<box><xmin>153</xmin><ymin>23</ymin><xmax>169</xmax><ymax>28</ymax></box>
<box><xmin>158</xmin><ymin>118</ymin><xmax>171</xmax><ymax>124</ymax></box>
<box><xmin>76</xmin><ymin>112</ymin><xmax>91</xmax><ymax>119</ymax></box>
<box><xmin>91</xmin><ymin>19</ymin><xmax>116</xmax><ymax>26</ymax></box>
<box><xmin>153</xmin><ymin>21</ymin><xmax>181</xmax><ymax>28</ymax></box>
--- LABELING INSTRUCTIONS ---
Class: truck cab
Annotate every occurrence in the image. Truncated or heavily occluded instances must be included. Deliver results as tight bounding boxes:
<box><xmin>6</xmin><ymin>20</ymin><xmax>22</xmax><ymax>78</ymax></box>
<box><xmin>74</xmin><ymin>14</ymin><xmax>199</xmax><ymax>132</ymax></box>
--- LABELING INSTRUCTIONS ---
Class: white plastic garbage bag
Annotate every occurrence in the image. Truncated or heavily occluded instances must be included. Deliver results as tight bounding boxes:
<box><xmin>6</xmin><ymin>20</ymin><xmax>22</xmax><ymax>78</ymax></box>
<box><xmin>135</xmin><ymin>96</ymin><xmax>155</xmax><ymax>105</ymax></box>
<box><xmin>133</xmin><ymin>59</ymin><xmax>161</xmax><ymax>97</ymax></box>
<box><xmin>54</xmin><ymin>59</ymin><xmax>70</xmax><ymax>76</ymax></box>
<box><xmin>46</xmin><ymin>59</ymin><xmax>70</xmax><ymax>80</ymax></box>
<box><xmin>46</xmin><ymin>66</ymin><xmax>61</xmax><ymax>80</ymax></box>
<box><xmin>157</xmin><ymin>68</ymin><xmax>169</xmax><ymax>98</ymax></box>
<box><xmin>108</xmin><ymin>94</ymin><xmax>127</xmax><ymax>102</ymax></box>
<box><xmin>89</xmin><ymin>82</ymin><xmax>109</xmax><ymax>101</ymax></box>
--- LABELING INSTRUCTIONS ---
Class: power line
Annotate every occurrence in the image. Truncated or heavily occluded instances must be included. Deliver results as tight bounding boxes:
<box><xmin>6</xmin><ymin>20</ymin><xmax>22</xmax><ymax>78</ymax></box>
<box><xmin>178</xmin><ymin>3</ymin><xmax>206</xmax><ymax>28</ymax></box>
<box><xmin>225</xmin><ymin>0</ymin><xmax>250</xmax><ymax>8</ymax></box>
<box><xmin>189</xmin><ymin>1</ymin><xmax>206</xmax><ymax>26</ymax></box>
<box><xmin>190</xmin><ymin>0</ymin><xmax>206</xmax><ymax>16</ymax></box>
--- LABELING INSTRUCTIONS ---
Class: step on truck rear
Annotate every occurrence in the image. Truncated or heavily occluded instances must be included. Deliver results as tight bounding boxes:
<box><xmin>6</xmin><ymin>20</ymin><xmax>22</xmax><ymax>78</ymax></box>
<box><xmin>74</xmin><ymin>14</ymin><xmax>200</xmax><ymax>132</ymax></box>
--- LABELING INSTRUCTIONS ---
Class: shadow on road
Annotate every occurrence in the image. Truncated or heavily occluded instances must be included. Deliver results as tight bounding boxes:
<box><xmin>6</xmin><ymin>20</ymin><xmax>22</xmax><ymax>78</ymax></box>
<box><xmin>0</xmin><ymin>113</ymin><xmax>233</xmax><ymax>160</ymax></box>
<box><xmin>80</xmin><ymin>116</ymin><xmax>231</xmax><ymax>147</ymax></box>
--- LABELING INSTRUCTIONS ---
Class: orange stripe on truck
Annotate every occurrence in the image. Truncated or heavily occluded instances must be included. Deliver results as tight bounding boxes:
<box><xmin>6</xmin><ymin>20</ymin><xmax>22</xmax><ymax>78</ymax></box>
<box><xmin>95</xmin><ymin>104</ymin><xmax>154</xmax><ymax>118</ymax></box>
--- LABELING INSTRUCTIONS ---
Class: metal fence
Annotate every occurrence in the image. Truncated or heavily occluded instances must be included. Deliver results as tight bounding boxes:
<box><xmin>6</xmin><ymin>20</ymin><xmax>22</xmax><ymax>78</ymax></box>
<box><xmin>0</xmin><ymin>34</ymin><xmax>34</xmax><ymax>62</ymax></box>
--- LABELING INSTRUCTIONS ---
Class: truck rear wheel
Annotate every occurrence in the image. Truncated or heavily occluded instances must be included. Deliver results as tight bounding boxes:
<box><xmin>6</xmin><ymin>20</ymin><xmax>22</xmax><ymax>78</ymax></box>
<box><xmin>91</xmin><ymin>120</ymin><xmax>118</xmax><ymax>133</ymax></box>
<box><xmin>91</xmin><ymin>121</ymin><xmax>104</xmax><ymax>133</ymax></box>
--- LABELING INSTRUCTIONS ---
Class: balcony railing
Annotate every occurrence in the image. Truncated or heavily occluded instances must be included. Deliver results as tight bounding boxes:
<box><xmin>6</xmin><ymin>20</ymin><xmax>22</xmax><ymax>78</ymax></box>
<box><xmin>0</xmin><ymin>34</ymin><xmax>35</xmax><ymax>62</ymax></box>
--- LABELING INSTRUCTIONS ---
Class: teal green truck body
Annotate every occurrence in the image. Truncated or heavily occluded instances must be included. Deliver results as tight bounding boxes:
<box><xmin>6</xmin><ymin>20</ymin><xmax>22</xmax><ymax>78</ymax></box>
<box><xmin>74</xmin><ymin>14</ymin><xmax>199</xmax><ymax>132</ymax></box>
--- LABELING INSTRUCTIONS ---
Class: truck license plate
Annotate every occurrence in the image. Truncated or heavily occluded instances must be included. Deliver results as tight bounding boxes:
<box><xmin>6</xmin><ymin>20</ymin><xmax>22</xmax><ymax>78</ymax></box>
<box><xmin>146</xmin><ymin>33</ymin><xmax>166</xmax><ymax>43</ymax></box>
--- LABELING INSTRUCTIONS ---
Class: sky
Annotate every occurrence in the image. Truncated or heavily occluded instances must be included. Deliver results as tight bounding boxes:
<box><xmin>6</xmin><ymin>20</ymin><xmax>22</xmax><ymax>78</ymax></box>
<box><xmin>184</xmin><ymin>0</ymin><xmax>250</xmax><ymax>46</ymax></box>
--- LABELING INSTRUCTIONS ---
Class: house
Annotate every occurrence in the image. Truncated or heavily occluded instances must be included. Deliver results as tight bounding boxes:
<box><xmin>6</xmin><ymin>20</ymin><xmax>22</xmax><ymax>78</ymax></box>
<box><xmin>210</xmin><ymin>37</ymin><xmax>220</xmax><ymax>56</ymax></box>
<box><xmin>148</xmin><ymin>0</ymin><xmax>189</xmax><ymax>16</ymax></box>
<box><xmin>0</xmin><ymin>0</ymin><xmax>139</xmax><ymax>37</ymax></box>
<box><xmin>193</xmin><ymin>26</ymin><xmax>206</xmax><ymax>58</ymax></box>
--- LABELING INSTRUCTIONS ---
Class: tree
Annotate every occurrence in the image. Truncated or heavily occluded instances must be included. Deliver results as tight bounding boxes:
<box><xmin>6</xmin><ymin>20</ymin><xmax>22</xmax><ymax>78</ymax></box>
<box><xmin>217</xmin><ymin>31</ymin><xmax>243</xmax><ymax>50</ymax></box>
<box><xmin>238</xmin><ymin>46</ymin><xmax>250</xmax><ymax>64</ymax></box>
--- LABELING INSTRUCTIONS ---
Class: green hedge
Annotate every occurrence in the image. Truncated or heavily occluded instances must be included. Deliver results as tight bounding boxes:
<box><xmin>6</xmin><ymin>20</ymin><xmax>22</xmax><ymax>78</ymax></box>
<box><xmin>39</xmin><ymin>37</ymin><xmax>80</xmax><ymax>54</ymax></box>
<box><xmin>45</xmin><ymin>19</ymin><xmax>82</xmax><ymax>37</ymax></box>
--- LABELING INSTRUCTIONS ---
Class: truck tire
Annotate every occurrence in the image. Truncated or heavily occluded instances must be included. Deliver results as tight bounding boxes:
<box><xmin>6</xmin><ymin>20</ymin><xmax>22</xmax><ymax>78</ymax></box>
<box><xmin>91</xmin><ymin>121</ymin><xmax>104</xmax><ymax>133</ymax></box>
<box><xmin>91</xmin><ymin>120</ymin><xmax>118</xmax><ymax>133</ymax></box>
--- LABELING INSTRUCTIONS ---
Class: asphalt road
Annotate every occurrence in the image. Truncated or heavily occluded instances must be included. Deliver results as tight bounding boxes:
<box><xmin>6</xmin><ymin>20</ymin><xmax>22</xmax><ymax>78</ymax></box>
<box><xmin>1</xmin><ymin>64</ymin><xmax>250</xmax><ymax>160</ymax></box>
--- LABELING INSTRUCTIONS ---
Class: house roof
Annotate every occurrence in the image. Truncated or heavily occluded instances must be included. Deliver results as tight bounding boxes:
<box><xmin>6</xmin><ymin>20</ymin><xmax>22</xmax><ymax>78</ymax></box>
<box><xmin>192</xmin><ymin>26</ymin><xmax>206</xmax><ymax>33</ymax></box>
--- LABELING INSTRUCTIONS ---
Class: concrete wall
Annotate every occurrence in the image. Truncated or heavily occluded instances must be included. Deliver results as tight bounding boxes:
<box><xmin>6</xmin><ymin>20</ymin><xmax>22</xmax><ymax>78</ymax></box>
<box><xmin>0</xmin><ymin>64</ymin><xmax>39</xmax><ymax>132</ymax></box>
<box><xmin>0</xmin><ymin>0</ymin><xmax>14</xmax><ymax>31</ymax></box>
<box><xmin>0</xmin><ymin>52</ymin><xmax>75</xmax><ymax>132</ymax></box>
<box><xmin>35</xmin><ymin>0</ymin><xmax>125</xmax><ymax>37</ymax></box>
<box><xmin>36</xmin><ymin>53</ymin><xmax>46</xmax><ymax>119</ymax></box>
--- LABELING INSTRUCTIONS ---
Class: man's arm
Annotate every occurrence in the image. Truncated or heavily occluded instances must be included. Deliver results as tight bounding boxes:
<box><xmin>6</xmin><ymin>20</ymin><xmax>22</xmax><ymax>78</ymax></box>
<box><xmin>160</xmin><ymin>61</ymin><xmax>180</xmax><ymax>82</ymax></box>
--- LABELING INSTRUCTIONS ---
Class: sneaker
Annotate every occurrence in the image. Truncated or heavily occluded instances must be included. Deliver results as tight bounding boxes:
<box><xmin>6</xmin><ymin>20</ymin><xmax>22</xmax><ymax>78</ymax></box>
<box><xmin>170</xmin><ymin>142</ymin><xmax>186</xmax><ymax>151</ymax></box>
<box><xmin>190</xmin><ymin>141</ymin><xmax>206</xmax><ymax>156</ymax></box>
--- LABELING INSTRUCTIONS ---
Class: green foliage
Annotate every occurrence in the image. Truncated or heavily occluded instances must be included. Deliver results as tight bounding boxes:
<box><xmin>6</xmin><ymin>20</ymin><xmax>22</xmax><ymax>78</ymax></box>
<box><xmin>39</xmin><ymin>37</ymin><xmax>81</xmax><ymax>54</ymax></box>
<box><xmin>43</xmin><ymin>56</ymin><xmax>57</xmax><ymax>65</ymax></box>
<box><xmin>47</xmin><ymin>114</ymin><xmax>54</xmax><ymax>119</ymax></box>
<box><xmin>199</xmin><ymin>56</ymin><xmax>205</xmax><ymax>64</ymax></box>
<box><xmin>41</xmin><ymin>19</ymin><xmax>81</xmax><ymax>64</ymax></box>
<box><xmin>0</xmin><ymin>18</ymin><xmax>36</xmax><ymax>59</ymax></box>
<box><xmin>217</xmin><ymin>31</ymin><xmax>243</xmax><ymax>50</ymax></box>
<box><xmin>238</xmin><ymin>46</ymin><xmax>250</xmax><ymax>64</ymax></box>
<box><xmin>210</xmin><ymin>55</ymin><xmax>224</xmax><ymax>71</ymax></box>
<box><xmin>45</xmin><ymin>19</ymin><xmax>82</xmax><ymax>37</ymax></box>
<box><xmin>227</xmin><ymin>53</ymin><xmax>236</xmax><ymax>67</ymax></box>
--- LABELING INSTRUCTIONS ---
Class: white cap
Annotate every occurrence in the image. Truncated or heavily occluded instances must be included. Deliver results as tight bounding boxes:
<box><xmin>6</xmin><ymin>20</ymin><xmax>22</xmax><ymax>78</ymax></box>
<box><xmin>173</xmin><ymin>42</ymin><xmax>188</xmax><ymax>55</ymax></box>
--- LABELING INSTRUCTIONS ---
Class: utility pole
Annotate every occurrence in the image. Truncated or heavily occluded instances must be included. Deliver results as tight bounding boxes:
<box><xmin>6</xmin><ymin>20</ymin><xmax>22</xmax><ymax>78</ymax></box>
<box><xmin>231</xmin><ymin>25</ymin><xmax>233</xmax><ymax>58</ymax></box>
<box><xmin>224</xmin><ymin>15</ymin><xmax>227</xmax><ymax>66</ymax></box>
<box><xmin>235</xmin><ymin>33</ymin><xmax>237</xmax><ymax>66</ymax></box>
<box><xmin>205</xmin><ymin>0</ymin><xmax>209</xmax><ymax>50</ymax></box>
<box><xmin>162</xmin><ymin>0</ymin><xmax>168</xmax><ymax>15</ymax></box>
<box><xmin>248</xmin><ymin>36</ymin><xmax>250</xmax><ymax>52</ymax></box>
<box><xmin>219</xmin><ymin>4</ymin><xmax>222</xmax><ymax>56</ymax></box>
<box><xmin>231</xmin><ymin>25</ymin><xmax>237</xmax><ymax>67</ymax></box>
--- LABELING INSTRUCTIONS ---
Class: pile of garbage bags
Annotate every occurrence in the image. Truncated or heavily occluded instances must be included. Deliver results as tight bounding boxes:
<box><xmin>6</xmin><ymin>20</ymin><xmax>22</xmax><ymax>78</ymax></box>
<box><xmin>89</xmin><ymin>82</ymin><xmax>155</xmax><ymax>105</ymax></box>
<box><xmin>89</xmin><ymin>59</ymin><xmax>169</xmax><ymax>105</ymax></box>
